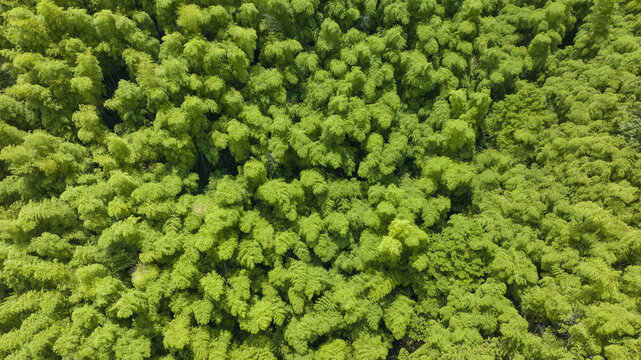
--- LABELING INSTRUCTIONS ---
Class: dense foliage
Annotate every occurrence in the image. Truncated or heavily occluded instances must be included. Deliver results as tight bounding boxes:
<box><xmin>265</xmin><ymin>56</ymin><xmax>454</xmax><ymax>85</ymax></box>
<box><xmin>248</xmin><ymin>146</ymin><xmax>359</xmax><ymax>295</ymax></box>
<box><xmin>1</xmin><ymin>0</ymin><xmax>641</xmax><ymax>358</ymax></box>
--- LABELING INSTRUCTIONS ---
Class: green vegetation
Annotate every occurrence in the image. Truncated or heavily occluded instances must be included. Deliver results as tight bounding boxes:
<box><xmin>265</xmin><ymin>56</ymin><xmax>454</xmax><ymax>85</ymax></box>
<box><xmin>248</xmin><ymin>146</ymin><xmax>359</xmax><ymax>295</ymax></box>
<box><xmin>1</xmin><ymin>0</ymin><xmax>641</xmax><ymax>359</ymax></box>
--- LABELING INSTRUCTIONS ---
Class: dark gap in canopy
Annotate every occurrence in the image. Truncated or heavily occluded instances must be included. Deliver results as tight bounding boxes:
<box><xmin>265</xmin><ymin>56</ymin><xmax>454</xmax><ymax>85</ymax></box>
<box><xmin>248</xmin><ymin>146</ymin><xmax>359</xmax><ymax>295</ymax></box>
<box><xmin>101</xmin><ymin>63</ymin><xmax>130</xmax><ymax>131</ymax></box>
<box><xmin>193</xmin><ymin>148</ymin><xmax>240</xmax><ymax>192</ymax></box>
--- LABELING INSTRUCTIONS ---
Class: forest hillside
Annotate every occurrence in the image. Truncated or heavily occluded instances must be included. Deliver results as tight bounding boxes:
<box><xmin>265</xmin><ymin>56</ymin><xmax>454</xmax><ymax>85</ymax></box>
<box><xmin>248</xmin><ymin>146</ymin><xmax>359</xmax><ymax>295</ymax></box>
<box><xmin>2</xmin><ymin>0</ymin><xmax>641</xmax><ymax>359</ymax></box>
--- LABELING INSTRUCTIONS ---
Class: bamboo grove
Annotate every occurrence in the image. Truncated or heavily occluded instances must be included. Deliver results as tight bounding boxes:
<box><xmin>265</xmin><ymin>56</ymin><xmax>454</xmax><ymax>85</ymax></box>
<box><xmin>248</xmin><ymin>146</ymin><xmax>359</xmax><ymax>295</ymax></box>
<box><xmin>2</xmin><ymin>0</ymin><xmax>641</xmax><ymax>359</ymax></box>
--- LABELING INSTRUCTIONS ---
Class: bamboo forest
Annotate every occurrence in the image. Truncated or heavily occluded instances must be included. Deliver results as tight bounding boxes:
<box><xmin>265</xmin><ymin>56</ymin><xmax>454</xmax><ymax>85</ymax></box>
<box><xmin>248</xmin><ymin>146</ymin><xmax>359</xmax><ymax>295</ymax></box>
<box><xmin>2</xmin><ymin>0</ymin><xmax>641</xmax><ymax>359</ymax></box>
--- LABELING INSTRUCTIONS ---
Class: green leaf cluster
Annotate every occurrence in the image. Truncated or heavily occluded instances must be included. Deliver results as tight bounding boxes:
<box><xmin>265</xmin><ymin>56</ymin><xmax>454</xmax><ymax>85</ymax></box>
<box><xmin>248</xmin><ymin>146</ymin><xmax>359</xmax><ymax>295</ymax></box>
<box><xmin>1</xmin><ymin>0</ymin><xmax>641</xmax><ymax>359</ymax></box>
